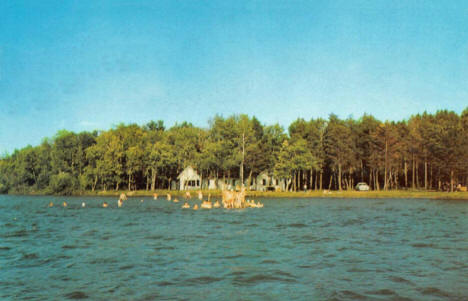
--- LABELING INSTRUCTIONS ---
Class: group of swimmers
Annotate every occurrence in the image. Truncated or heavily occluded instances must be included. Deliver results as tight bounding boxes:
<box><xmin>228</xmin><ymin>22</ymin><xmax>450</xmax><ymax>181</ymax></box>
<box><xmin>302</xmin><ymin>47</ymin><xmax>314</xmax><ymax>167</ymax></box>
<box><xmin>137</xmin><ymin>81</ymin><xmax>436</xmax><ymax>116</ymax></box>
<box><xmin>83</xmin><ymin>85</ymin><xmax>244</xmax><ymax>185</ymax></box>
<box><xmin>170</xmin><ymin>192</ymin><xmax>264</xmax><ymax>210</ymax></box>
<box><xmin>178</xmin><ymin>199</ymin><xmax>263</xmax><ymax>210</ymax></box>
<box><xmin>48</xmin><ymin>200</ymin><xmax>120</xmax><ymax>208</ymax></box>
<box><xmin>48</xmin><ymin>191</ymin><xmax>263</xmax><ymax>209</ymax></box>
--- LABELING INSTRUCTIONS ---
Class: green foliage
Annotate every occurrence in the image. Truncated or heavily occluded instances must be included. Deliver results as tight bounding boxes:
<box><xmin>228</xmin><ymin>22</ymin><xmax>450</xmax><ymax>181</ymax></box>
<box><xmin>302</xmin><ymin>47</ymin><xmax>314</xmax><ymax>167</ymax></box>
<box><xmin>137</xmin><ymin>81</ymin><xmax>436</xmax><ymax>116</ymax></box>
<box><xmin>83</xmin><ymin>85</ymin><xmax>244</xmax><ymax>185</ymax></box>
<box><xmin>49</xmin><ymin>172</ymin><xmax>78</xmax><ymax>195</ymax></box>
<box><xmin>0</xmin><ymin>111</ymin><xmax>466</xmax><ymax>195</ymax></box>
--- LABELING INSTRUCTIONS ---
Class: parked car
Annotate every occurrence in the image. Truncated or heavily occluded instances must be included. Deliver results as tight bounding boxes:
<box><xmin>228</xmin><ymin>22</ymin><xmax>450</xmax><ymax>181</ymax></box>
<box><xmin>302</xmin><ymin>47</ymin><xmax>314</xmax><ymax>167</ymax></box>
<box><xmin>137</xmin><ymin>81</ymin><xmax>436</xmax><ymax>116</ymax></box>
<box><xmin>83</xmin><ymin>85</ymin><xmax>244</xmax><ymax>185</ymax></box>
<box><xmin>355</xmin><ymin>182</ymin><xmax>370</xmax><ymax>191</ymax></box>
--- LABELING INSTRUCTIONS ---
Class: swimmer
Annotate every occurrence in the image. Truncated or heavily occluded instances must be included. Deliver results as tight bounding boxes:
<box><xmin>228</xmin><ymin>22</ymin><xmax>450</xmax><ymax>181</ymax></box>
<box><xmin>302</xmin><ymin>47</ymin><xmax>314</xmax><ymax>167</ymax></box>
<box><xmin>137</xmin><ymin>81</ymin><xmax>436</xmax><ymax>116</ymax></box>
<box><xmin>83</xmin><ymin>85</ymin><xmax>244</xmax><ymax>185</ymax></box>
<box><xmin>182</xmin><ymin>202</ymin><xmax>190</xmax><ymax>209</ymax></box>
<box><xmin>185</xmin><ymin>191</ymin><xmax>191</xmax><ymax>199</ymax></box>
<box><xmin>49</xmin><ymin>202</ymin><xmax>54</xmax><ymax>207</ymax></box>
<box><xmin>198</xmin><ymin>191</ymin><xmax>203</xmax><ymax>200</ymax></box>
<box><xmin>102</xmin><ymin>202</ymin><xmax>108</xmax><ymax>208</ymax></box>
<box><xmin>201</xmin><ymin>201</ymin><xmax>212</xmax><ymax>209</ymax></box>
<box><xmin>193</xmin><ymin>204</ymin><xmax>199</xmax><ymax>210</ymax></box>
<box><xmin>63</xmin><ymin>201</ymin><xmax>67</xmax><ymax>207</ymax></box>
<box><xmin>213</xmin><ymin>200</ymin><xmax>220</xmax><ymax>208</ymax></box>
<box><xmin>118</xmin><ymin>199</ymin><xmax>123</xmax><ymax>207</ymax></box>
<box><xmin>173</xmin><ymin>198</ymin><xmax>179</xmax><ymax>203</ymax></box>
<box><xmin>140</xmin><ymin>199</ymin><xmax>144</xmax><ymax>203</ymax></box>
<box><xmin>167</xmin><ymin>194</ymin><xmax>172</xmax><ymax>201</ymax></box>
<box><xmin>153</xmin><ymin>193</ymin><xmax>158</xmax><ymax>200</ymax></box>
<box><xmin>82</xmin><ymin>202</ymin><xmax>86</xmax><ymax>208</ymax></box>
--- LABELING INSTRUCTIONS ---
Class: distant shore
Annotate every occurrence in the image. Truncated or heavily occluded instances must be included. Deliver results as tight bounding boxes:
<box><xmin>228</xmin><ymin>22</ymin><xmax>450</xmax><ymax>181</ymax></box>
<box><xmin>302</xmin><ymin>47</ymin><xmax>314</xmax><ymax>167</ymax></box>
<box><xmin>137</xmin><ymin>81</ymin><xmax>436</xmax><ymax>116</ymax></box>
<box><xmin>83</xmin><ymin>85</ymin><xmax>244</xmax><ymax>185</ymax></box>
<box><xmin>4</xmin><ymin>189</ymin><xmax>468</xmax><ymax>200</ymax></box>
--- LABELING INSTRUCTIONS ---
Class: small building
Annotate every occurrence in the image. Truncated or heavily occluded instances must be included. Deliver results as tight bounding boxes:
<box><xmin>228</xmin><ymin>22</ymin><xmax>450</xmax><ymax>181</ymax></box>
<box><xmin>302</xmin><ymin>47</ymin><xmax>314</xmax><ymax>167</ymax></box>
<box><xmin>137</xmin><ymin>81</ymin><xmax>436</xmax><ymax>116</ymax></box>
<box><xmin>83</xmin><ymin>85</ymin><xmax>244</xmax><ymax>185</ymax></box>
<box><xmin>254</xmin><ymin>171</ymin><xmax>286</xmax><ymax>191</ymax></box>
<box><xmin>177</xmin><ymin>166</ymin><xmax>201</xmax><ymax>190</ymax></box>
<box><xmin>203</xmin><ymin>178</ymin><xmax>237</xmax><ymax>190</ymax></box>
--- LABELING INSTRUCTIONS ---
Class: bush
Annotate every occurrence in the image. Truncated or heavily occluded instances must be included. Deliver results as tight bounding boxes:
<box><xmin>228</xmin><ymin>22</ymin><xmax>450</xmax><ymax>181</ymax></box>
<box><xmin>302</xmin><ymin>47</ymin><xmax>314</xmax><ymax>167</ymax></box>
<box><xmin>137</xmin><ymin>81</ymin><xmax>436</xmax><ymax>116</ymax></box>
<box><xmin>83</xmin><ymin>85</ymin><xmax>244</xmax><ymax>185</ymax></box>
<box><xmin>49</xmin><ymin>172</ymin><xmax>78</xmax><ymax>195</ymax></box>
<box><xmin>0</xmin><ymin>182</ymin><xmax>8</xmax><ymax>194</ymax></box>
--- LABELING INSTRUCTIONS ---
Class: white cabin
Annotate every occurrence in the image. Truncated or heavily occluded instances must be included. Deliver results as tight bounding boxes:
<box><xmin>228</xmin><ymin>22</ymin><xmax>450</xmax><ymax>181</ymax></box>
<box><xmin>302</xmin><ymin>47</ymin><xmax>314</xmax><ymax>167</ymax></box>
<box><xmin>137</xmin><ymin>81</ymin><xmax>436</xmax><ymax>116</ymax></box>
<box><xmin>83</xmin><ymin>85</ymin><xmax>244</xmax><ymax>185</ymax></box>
<box><xmin>177</xmin><ymin>166</ymin><xmax>201</xmax><ymax>190</ymax></box>
<box><xmin>253</xmin><ymin>171</ymin><xmax>286</xmax><ymax>191</ymax></box>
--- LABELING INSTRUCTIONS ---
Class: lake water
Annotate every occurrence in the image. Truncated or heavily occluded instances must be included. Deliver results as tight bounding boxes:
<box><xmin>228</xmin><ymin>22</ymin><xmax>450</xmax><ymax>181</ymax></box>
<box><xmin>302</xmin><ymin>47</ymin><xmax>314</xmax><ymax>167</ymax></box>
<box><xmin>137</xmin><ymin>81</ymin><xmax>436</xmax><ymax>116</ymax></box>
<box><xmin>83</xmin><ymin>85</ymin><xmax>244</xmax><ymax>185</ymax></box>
<box><xmin>0</xmin><ymin>195</ymin><xmax>467</xmax><ymax>300</ymax></box>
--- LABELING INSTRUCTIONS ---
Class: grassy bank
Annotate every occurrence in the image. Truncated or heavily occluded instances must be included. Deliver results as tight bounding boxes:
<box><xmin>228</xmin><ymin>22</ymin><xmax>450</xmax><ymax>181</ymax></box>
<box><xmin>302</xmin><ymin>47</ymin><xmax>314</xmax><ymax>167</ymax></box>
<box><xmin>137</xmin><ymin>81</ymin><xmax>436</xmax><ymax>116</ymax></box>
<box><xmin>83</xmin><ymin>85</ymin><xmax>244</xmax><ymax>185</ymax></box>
<box><xmin>4</xmin><ymin>188</ymin><xmax>467</xmax><ymax>200</ymax></box>
<box><xmin>12</xmin><ymin>189</ymin><xmax>463</xmax><ymax>200</ymax></box>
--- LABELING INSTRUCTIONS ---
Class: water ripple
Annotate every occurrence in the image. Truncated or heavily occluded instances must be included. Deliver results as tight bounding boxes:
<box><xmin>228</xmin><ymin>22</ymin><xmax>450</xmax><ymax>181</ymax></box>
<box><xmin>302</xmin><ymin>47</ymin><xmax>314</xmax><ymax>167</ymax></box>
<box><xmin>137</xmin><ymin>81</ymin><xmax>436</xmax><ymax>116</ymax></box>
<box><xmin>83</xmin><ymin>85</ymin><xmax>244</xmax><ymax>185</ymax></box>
<box><xmin>0</xmin><ymin>195</ymin><xmax>466</xmax><ymax>300</ymax></box>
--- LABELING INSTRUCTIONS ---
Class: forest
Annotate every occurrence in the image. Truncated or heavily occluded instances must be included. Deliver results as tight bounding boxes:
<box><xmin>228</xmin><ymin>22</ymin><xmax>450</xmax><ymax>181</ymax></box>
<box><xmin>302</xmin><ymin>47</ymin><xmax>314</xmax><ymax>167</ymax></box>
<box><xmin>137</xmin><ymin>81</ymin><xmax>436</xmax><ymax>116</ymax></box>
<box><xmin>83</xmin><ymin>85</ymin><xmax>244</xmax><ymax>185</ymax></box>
<box><xmin>0</xmin><ymin>109</ymin><xmax>467</xmax><ymax>195</ymax></box>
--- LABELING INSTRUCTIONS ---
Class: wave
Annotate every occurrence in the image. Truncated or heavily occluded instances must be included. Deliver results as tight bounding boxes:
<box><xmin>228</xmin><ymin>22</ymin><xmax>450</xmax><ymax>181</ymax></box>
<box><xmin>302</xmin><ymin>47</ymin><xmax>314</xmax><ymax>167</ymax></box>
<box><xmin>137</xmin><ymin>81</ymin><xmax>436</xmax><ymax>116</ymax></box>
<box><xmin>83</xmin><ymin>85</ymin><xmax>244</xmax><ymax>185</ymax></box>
<box><xmin>184</xmin><ymin>276</ymin><xmax>223</xmax><ymax>285</ymax></box>
<box><xmin>388</xmin><ymin>275</ymin><xmax>414</xmax><ymax>285</ymax></box>
<box><xmin>411</xmin><ymin>243</ymin><xmax>436</xmax><ymax>248</ymax></box>
<box><xmin>261</xmin><ymin>259</ymin><xmax>279</xmax><ymax>264</ymax></box>
<box><xmin>232</xmin><ymin>270</ymin><xmax>297</xmax><ymax>286</ymax></box>
<box><xmin>418</xmin><ymin>287</ymin><xmax>452</xmax><ymax>298</ymax></box>
<box><xmin>3</xmin><ymin>229</ymin><xmax>28</xmax><ymax>238</ymax></box>
<box><xmin>64</xmin><ymin>291</ymin><xmax>89</xmax><ymax>299</ymax></box>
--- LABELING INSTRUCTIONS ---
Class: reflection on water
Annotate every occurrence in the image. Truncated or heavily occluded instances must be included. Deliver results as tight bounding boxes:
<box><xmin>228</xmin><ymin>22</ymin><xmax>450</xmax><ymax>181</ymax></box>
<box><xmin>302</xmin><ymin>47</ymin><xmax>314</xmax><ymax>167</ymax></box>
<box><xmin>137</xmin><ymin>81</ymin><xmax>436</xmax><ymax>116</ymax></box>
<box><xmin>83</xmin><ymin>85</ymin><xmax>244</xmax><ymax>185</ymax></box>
<box><xmin>0</xmin><ymin>195</ymin><xmax>467</xmax><ymax>300</ymax></box>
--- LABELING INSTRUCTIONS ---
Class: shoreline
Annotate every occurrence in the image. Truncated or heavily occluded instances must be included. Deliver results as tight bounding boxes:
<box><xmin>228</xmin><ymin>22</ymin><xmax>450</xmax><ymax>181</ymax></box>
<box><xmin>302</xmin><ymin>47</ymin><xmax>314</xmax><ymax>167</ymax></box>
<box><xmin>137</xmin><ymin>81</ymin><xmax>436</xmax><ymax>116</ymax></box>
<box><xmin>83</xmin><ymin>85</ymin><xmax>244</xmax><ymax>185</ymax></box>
<box><xmin>3</xmin><ymin>189</ymin><xmax>468</xmax><ymax>200</ymax></box>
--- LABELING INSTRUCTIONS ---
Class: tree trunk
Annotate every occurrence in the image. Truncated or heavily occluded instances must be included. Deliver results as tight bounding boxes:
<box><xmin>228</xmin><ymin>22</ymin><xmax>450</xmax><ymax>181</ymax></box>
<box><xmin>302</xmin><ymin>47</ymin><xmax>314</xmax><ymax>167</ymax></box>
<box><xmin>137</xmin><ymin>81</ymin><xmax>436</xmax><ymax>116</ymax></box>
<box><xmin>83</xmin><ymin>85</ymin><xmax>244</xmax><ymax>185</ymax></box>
<box><xmin>328</xmin><ymin>172</ymin><xmax>333</xmax><ymax>190</ymax></box>
<box><xmin>361</xmin><ymin>160</ymin><xmax>364</xmax><ymax>182</ymax></box>
<box><xmin>297</xmin><ymin>171</ymin><xmax>300</xmax><ymax>191</ymax></box>
<box><xmin>292</xmin><ymin>171</ymin><xmax>296</xmax><ymax>191</ymax></box>
<box><xmin>247</xmin><ymin>170</ymin><xmax>253</xmax><ymax>191</ymax></box>
<box><xmin>430</xmin><ymin>163</ymin><xmax>433</xmax><ymax>190</ymax></box>
<box><xmin>438</xmin><ymin>168</ymin><xmax>441</xmax><ymax>191</ymax></box>
<box><xmin>315</xmin><ymin>170</ymin><xmax>318</xmax><ymax>191</ymax></box>
<box><xmin>240</xmin><ymin>131</ymin><xmax>245</xmax><ymax>187</ymax></box>
<box><xmin>338</xmin><ymin>163</ymin><xmax>342</xmax><ymax>191</ymax></box>
<box><xmin>151</xmin><ymin>168</ymin><xmax>156</xmax><ymax>191</ymax></box>
<box><xmin>424</xmin><ymin>159</ymin><xmax>428</xmax><ymax>190</ymax></box>
<box><xmin>375</xmin><ymin>170</ymin><xmax>380</xmax><ymax>191</ymax></box>
<box><xmin>310</xmin><ymin>169</ymin><xmax>313</xmax><ymax>190</ymax></box>
<box><xmin>412</xmin><ymin>153</ymin><xmax>415</xmax><ymax>189</ymax></box>
<box><xmin>388</xmin><ymin>169</ymin><xmax>392</xmax><ymax>189</ymax></box>
<box><xmin>92</xmin><ymin>175</ymin><xmax>98</xmax><ymax>192</ymax></box>
<box><xmin>384</xmin><ymin>138</ymin><xmax>388</xmax><ymax>191</ymax></box>
<box><xmin>298</xmin><ymin>170</ymin><xmax>301</xmax><ymax>191</ymax></box>
<box><xmin>394</xmin><ymin>170</ymin><xmax>398</xmax><ymax>189</ymax></box>
<box><xmin>404</xmin><ymin>161</ymin><xmax>408</xmax><ymax>188</ymax></box>
<box><xmin>349</xmin><ymin>167</ymin><xmax>352</xmax><ymax>190</ymax></box>
<box><xmin>450</xmin><ymin>170</ymin><xmax>454</xmax><ymax>192</ymax></box>
<box><xmin>416</xmin><ymin>162</ymin><xmax>419</xmax><ymax>189</ymax></box>
<box><xmin>319</xmin><ymin>170</ymin><xmax>323</xmax><ymax>190</ymax></box>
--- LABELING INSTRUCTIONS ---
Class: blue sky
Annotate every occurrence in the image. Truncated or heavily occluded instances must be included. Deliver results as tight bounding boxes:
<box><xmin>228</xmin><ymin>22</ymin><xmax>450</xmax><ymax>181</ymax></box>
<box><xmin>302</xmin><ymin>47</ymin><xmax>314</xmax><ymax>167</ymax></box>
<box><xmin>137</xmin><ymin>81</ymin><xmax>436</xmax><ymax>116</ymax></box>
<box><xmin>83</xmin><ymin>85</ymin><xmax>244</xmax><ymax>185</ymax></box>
<box><xmin>0</xmin><ymin>0</ymin><xmax>467</xmax><ymax>154</ymax></box>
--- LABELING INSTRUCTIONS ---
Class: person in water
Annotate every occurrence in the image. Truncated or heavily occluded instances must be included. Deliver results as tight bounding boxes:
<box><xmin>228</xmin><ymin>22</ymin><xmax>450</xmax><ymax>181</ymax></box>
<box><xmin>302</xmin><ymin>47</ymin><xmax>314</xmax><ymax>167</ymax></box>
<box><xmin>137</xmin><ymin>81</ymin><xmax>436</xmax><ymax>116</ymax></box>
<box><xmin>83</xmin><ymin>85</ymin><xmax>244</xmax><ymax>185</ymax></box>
<box><xmin>182</xmin><ymin>202</ymin><xmax>190</xmax><ymax>209</ymax></box>
<box><xmin>82</xmin><ymin>202</ymin><xmax>86</xmax><ymax>208</ymax></box>
<box><xmin>167</xmin><ymin>194</ymin><xmax>172</xmax><ymax>201</ymax></box>
<box><xmin>102</xmin><ymin>202</ymin><xmax>108</xmax><ymax>208</ymax></box>
<box><xmin>201</xmin><ymin>201</ymin><xmax>212</xmax><ymax>209</ymax></box>
<box><xmin>49</xmin><ymin>202</ymin><xmax>54</xmax><ymax>207</ymax></box>
<box><xmin>193</xmin><ymin>204</ymin><xmax>199</xmax><ymax>210</ymax></box>
<box><xmin>118</xmin><ymin>199</ymin><xmax>123</xmax><ymax>207</ymax></box>
<box><xmin>63</xmin><ymin>201</ymin><xmax>67</xmax><ymax>207</ymax></box>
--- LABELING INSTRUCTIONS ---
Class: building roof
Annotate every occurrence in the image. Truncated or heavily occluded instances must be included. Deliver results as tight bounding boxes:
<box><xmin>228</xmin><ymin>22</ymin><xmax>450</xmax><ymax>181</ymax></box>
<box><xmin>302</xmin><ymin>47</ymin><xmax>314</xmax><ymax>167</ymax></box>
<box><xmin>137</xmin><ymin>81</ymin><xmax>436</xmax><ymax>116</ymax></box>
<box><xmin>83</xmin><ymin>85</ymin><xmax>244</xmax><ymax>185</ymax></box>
<box><xmin>177</xmin><ymin>166</ymin><xmax>201</xmax><ymax>180</ymax></box>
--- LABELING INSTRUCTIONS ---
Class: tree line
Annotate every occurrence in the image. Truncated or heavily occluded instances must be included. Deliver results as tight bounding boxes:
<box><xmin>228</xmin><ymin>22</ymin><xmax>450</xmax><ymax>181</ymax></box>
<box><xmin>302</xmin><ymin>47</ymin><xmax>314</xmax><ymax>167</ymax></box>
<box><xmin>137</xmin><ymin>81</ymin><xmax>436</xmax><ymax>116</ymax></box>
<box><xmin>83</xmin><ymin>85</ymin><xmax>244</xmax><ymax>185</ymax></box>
<box><xmin>0</xmin><ymin>109</ymin><xmax>467</xmax><ymax>195</ymax></box>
